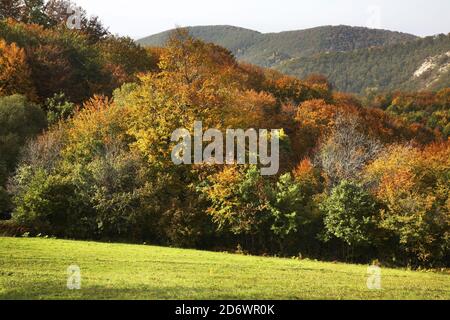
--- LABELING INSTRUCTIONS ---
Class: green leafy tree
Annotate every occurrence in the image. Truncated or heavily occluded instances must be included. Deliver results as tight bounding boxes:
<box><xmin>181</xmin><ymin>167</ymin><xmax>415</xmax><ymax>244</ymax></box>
<box><xmin>321</xmin><ymin>180</ymin><xmax>380</xmax><ymax>247</ymax></box>
<box><xmin>11</xmin><ymin>167</ymin><xmax>94</xmax><ymax>237</ymax></box>
<box><xmin>267</xmin><ymin>173</ymin><xmax>303</xmax><ymax>237</ymax></box>
<box><xmin>44</xmin><ymin>92</ymin><xmax>75</xmax><ymax>125</ymax></box>
<box><xmin>206</xmin><ymin>166</ymin><xmax>269</xmax><ymax>238</ymax></box>
<box><xmin>0</xmin><ymin>95</ymin><xmax>46</xmax><ymax>186</ymax></box>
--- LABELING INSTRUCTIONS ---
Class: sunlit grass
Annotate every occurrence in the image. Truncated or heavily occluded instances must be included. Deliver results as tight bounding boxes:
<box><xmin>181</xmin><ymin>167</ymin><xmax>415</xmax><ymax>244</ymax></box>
<box><xmin>0</xmin><ymin>237</ymin><xmax>448</xmax><ymax>300</ymax></box>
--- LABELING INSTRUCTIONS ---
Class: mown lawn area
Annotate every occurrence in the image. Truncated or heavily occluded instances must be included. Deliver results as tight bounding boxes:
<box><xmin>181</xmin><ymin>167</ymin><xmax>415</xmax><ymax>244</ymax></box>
<box><xmin>0</xmin><ymin>237</ymin><xmax>448</xmax><ymax>300</ymax></box>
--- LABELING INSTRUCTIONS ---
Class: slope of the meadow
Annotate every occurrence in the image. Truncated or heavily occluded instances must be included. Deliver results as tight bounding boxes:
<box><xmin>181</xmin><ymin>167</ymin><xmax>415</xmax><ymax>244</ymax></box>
<box><xmin>0</xmin><ymin>237</ymin><xmax>448</xmax><ymax>300</ymax></box>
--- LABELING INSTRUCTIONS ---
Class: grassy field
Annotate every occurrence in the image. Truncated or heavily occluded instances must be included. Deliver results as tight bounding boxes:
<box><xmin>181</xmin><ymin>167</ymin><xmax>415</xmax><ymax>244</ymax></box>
<box><xmin>0</xmin><ymin>237</ymin><xmax>449</xmax><ymax>300</ymax></box>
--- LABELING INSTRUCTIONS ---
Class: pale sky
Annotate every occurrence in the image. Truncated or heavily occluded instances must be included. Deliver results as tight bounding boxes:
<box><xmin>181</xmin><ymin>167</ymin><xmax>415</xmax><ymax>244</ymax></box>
<box><xmin>75</xmin><ymin>0</ymin><xmax>450</xmax><ymax>39</ymax></box>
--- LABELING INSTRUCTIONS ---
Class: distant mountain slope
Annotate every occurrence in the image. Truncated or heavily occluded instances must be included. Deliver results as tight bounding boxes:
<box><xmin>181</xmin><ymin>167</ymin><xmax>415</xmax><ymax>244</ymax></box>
<box><xmin>235</xmin><ymin>25</ymin><xmax>418</xmax><ymax>67</ymax></box>
<box><xmin>139</xmin><ymin>25</ymin><xmax>264</xmax><ymax>54</ymax></box>
<box><xmin>138</xmin><ymin>25</ymin><xmax>450</xmax><ymax>93</ymax></box>
<box><xmin>278</xmin><ymin>34</ymin><xmax>450</xmax><ymax>93</ymax></box>
<box><xmin>138</xmin><ymin>25</ymin><xmax>418</xmax><ymax>67</ymax></box>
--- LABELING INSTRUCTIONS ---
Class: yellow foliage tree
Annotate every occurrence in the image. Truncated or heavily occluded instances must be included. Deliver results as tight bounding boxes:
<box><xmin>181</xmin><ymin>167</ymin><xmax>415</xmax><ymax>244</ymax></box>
<box><xmin>0</xmin><ymin>40</ymin><xmax>35</xmax><ymax>99</ymax></box>
<box><xmin>365</xmin><ymin>142</ymin><xmax>450</xmax><ymax>264</ymax></box>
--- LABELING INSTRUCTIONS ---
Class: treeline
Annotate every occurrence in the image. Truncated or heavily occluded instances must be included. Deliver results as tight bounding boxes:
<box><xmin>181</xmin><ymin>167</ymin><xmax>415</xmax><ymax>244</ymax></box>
<box><xmin>0</xmin><ymin>3</ymin><xmax>449</xmax><ymax>268</ymax></box>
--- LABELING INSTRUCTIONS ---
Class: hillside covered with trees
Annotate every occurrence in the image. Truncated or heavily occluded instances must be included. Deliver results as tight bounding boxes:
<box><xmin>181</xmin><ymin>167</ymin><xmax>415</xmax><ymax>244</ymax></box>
<box><xmin>279</xmin><ymin>34</ymin><xmax>450</xmax><ymax>94</ymax></box>
<box><xmin>140</xmin><ymin>25</ymin><xmax>450</xmax><ymax>93</ymax></box>
<box><xmin>0</xmin><ymin>1</ymin><xmax>449</xmax><ymax>268</ymax></box>
<box><xmin>139</xmin><ymin>25</ymin><xmax>418</xmax><ymax>67</ymax></box>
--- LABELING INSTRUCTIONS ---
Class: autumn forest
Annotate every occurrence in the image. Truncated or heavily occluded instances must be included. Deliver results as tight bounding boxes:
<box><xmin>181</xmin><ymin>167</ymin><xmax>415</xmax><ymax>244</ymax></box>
<box><xmin>0</xmin><ymin>0</ymin><xmax>449</xmax><ymax>269</ymax></box>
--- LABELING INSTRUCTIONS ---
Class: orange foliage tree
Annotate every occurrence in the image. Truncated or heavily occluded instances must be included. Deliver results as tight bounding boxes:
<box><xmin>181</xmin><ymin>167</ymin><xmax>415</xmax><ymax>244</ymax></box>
<box><xmin>365</xmin><ymin>142</ymin><xmax>450</xmax><ymax>265</ymax></box>
<box><xmin>0</xmin><ymin>39</ymin><xmax>35</xmax><ymax>99</ymax></box>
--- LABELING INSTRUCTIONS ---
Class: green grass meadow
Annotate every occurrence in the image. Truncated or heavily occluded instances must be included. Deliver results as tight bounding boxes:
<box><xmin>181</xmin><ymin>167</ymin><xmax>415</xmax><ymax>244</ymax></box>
<box><xmin>0</xmin><ymin>237</ymin><xmax>448</xmax><ymax>300</ymax></box>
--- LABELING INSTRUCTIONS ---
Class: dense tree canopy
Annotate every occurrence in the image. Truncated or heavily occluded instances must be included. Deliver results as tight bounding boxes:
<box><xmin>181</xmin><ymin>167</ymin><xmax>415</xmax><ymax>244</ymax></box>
<box><xmin>0</xmin><ymin>3</ymin><xmax>449</xmax><ymax>268</ymax></box>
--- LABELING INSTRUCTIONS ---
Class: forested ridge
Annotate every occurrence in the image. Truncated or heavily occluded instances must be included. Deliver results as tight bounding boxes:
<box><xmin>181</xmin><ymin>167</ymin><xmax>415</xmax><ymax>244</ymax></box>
<box><xmin>139</xmin><ymin>25</ymin><xmax>418</xmax><ymax>66</ymax></box>
<box><xmin>279</xmin><ymin>34</ymin><xmax>450</xmax><ymax>93</ymax></box>
<box><xmin>0</xmin><ymin>1</ymin><xmax>449</xmax><ymax>268</ymax></box>
<box><xmin>140</xmin><ymin>25</ymin><xmax>450</xmax><ymax>93</ymax></box>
